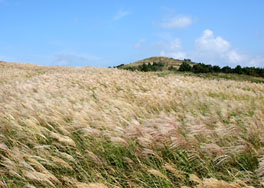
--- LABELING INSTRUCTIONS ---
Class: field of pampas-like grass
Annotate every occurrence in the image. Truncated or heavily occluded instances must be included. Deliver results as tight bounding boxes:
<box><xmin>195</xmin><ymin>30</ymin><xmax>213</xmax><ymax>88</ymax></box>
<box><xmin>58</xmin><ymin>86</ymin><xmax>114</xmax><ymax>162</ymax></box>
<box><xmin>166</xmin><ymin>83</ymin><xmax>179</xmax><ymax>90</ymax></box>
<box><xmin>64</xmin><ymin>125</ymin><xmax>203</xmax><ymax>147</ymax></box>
<box><xmin>0</xmin><ymin>62</ymin><xmax>264</xmax><ymax>187</ymax></box>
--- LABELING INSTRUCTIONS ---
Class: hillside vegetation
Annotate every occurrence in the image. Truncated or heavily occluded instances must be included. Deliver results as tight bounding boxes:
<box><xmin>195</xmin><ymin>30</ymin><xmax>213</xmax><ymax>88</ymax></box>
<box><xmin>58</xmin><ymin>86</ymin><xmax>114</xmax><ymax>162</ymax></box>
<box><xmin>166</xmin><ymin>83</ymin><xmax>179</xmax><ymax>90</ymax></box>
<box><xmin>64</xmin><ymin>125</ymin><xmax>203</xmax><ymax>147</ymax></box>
<box><xmin>115</xmin><ymin>57</ymin><xmax>264</xmax><ymax>83</ymax></box>
<box><xmin>0</xmin><ymin>62</ymin><xmax>264</xmax><ymax>187</ymax></box>
<box><xmin>116</xmin><ymin>56</ymin><xmax>195</xmax><ymax>70</ymax></box>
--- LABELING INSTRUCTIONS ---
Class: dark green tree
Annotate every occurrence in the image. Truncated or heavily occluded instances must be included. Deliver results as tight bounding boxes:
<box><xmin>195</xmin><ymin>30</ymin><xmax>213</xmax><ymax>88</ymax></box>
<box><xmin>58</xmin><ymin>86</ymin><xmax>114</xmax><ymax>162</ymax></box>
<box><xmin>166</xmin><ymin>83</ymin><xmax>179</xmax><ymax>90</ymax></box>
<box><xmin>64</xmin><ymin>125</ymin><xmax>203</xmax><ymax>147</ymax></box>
<box><xmin>179</xmin><ymin>62</ymin><xmax>192</xmax><ymax>72</ymax></box>
<box><xmin>192</xmin><ymin>63</ymin><xmax>210</xmax><ymax>73</ymax></box>
<box><xmin>141</xmin><ymin>63</ymin><xmax>149</xmax><ymax>72</ymax></box>
<box><xmin>212</xmin><ymin>65</ymin><xmax>221</xmax><ymax>72</ymax></box>
<box><xmin>221</xmin><ymin>66</ymin><xmax>232</xmax><ymax>73</ymax></box>
<box><xmin>234</xmin><ymin>65</ymin><xmax>243</xmax><ymax>74</ymax></box>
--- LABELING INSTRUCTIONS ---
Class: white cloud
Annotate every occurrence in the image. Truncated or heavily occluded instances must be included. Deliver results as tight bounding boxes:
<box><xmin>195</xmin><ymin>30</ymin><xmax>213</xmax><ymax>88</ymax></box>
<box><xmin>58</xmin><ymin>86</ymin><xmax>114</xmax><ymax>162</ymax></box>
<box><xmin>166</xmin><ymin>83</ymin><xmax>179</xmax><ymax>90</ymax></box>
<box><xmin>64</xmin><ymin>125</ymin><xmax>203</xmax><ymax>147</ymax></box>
<box><xmin>161</xmin><ymin>51</ymin><xmax>186</xmax><ymax>59</ymax></box>
<box><xmin>160</xmin><ymin>38</ymin><xmax>182</xmax><ymax>50</ymax></box>
<box><xmin>249</xmin><ymin>56</ymin><xmax>264</xmax><ymax>67</ymax></box>
<box><xmin>192</xmin><ymin>29</ymin><xmax>247</xmax><ymax>66</ymax></box>
<box><xmin>113</xmin><ymin>9</ymin><xmax>130</xmax><ymax>21</ymax></box>
<box><xmin>144</xmin><ymin>28</ymin><xmax>263</xmax><ymax>67</ymax></box>
<box><xmin>160</xmin><ymin>15</ymin><xmax>192</xmax><ymax>29</ymax></box>
<box><xmin>133</xmin><ymin>38</ymin><xmax>147</xmax><ymax>48</ymax></box>
<box><xmin>53</xmin><ymin>53</ymin><xmax>102</xmax><ymax>67</ymax></box>
<box><xmin>156</xmin><ymin>29</ymin><xmax>256</xmax><ymax>66</ymax></box>
<box><xmin>159</xmin><ymin>38</ymin><xmax>186</xmax><ymax>59</ymax></box>
<box><xmin>195</xmin><ymin>29</ymin><xmax>231</xmax><ymax>53</ymax></box>
<box><xmin>227</xmin><ymin>50</ymin><xmax>243</xmax><ymax>63</ymax></box>
<box><xmin>168</xmin><ymin>38</ymin><xmax>182</xmax><ymax>50</ymax></box>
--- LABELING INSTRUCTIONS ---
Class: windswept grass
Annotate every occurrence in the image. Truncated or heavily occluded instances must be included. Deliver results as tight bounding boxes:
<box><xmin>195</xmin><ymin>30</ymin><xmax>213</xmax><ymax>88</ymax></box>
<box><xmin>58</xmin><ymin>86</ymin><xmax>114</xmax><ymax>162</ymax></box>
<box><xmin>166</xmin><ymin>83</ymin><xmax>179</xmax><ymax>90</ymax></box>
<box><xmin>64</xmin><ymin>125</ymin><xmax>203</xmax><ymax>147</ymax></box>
<box><xmin>0</xmin><ymin>62</ymin><xmax>264</xmax><ymax>187</ymax></box>
<box><xmin>156</xmin><ymin>71</ymin><xmax>264</xmax><ymax>84</ymax></box>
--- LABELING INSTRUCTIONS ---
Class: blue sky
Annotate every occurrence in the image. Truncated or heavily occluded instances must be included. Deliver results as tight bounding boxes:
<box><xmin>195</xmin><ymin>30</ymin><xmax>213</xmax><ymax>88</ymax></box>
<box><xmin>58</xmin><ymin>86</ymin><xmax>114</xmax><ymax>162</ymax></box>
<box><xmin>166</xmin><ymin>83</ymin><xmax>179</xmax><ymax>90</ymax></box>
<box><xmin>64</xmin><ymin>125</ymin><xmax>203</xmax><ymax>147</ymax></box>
<box><xmin>0</xmin><ymin>0</ymin><xmax>263</xmax><ymax>67</ymax></box>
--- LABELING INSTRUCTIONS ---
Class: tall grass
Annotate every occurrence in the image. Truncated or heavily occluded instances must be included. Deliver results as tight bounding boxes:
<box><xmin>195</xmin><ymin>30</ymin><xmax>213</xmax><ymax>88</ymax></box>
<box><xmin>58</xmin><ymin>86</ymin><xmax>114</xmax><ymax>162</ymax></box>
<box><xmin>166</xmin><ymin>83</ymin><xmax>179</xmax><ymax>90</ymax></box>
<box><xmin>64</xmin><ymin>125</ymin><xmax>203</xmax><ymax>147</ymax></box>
<box><xmin>0</xmin><ymin>62</ymin><xmax>264</xmax><ymax>187</ymax></box>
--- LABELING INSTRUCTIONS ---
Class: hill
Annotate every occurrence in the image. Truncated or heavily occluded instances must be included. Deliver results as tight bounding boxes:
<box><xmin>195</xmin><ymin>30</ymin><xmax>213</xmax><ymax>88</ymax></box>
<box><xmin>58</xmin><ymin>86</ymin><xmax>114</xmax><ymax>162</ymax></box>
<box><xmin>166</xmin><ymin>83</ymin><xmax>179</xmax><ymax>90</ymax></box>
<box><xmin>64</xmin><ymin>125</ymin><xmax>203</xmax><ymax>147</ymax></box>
<box><xmin>0</xmin><ymin>62</ymin><xmax>264</xmax><ymax>187</ymax></box>
<box><xmin>114</xmin><ymin>57</ymin><xmax>264</xmax><ymax>83</ymax></box>
<box><xmin>117</xmin><ymin>56</ymin><xmax>196</xmax><ymax>70</ymax></box>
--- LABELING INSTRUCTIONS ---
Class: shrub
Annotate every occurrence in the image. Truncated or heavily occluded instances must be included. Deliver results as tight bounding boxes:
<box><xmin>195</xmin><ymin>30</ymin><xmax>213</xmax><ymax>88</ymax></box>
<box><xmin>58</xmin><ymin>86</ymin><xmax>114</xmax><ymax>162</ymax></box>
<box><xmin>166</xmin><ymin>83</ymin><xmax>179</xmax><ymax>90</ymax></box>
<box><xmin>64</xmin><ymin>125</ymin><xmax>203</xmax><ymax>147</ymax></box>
<box><xmin>168</xmin><ymin>65</ymin><xmax>176</xmax><ymax>71</ymax></box>
<box><xmin>116</xmin><ymin>64</ymin><xmax>124</xmax><ymax>68</ymax></box>
<box><xmin>179</xmin><ymin>62</ymin><xmax>192</xmax><ymax>72</ymax></box>
<box><xmin>233</xmin><ymin>65</ymin><xmax>243</xmax><ymax>74</ymax></box>
<box><xmin>192</xmin><ymin>63</ymin><xmax>209</xmax><ymax>73</ymax></box>
<box><xmin>221</xmin><ymin>66</ymin><xmax>232</xmax><ymax>73</ymax></box>
<box><xmin>212</xmin><ymin>65</ymin><xmax>221</xmax><ymax>73</ymax></box>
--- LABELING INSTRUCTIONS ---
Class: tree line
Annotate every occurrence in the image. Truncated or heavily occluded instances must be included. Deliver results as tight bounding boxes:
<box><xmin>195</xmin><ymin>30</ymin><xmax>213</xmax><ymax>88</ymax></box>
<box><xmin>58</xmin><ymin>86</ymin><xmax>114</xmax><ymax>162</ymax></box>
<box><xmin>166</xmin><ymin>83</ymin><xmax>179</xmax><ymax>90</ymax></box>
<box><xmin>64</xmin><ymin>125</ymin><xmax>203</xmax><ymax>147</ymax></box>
<box><xmin>122</xmin><ymin>62</ymin><xmax>165</xmax><ymax>72</ymax></box>
<box><xmin>114</xmin><ymin>60</ymin><xmax>264</xmax><ymax>78</ymax></box>
<box><xmin>178</xmin><ymin>61</ymin><xmax>264</xmax><ymax>78</ymax></box>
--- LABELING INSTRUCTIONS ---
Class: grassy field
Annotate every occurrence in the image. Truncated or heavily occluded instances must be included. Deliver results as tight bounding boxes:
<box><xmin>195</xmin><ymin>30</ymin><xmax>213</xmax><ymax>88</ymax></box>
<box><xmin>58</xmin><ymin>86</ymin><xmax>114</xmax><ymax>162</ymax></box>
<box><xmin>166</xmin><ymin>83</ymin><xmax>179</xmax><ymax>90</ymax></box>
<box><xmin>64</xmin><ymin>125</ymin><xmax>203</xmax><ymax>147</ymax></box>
<box><xmin>0</xmin><ymin>62</ymin><xmax>264</xmax><ymax>187</ymax></box>
<box><xmin>156</xmin><ymin>71</ymin><xmax>264</xmax><ymax>84</ymax></box>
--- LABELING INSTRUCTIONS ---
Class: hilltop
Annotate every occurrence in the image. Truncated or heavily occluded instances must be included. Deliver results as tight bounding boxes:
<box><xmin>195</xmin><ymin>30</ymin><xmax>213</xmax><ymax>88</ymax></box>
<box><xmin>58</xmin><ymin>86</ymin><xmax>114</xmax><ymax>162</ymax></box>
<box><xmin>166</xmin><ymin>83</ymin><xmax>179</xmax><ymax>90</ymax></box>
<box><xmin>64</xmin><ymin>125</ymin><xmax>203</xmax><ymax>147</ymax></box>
<box><xmin>116</xmin><ymin>56</ymin><xmax>196</xmax><ymax>70</ymax></box>
<box><xmin>113</xmin><ymin>56</ymin><xmax>264</xmax><ymax>83</ymax></box>
<box><xmin>0</xmin><ymin>62</ymin><xmax>264</xmax><ymax>187</ymax></box>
